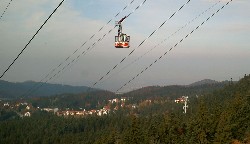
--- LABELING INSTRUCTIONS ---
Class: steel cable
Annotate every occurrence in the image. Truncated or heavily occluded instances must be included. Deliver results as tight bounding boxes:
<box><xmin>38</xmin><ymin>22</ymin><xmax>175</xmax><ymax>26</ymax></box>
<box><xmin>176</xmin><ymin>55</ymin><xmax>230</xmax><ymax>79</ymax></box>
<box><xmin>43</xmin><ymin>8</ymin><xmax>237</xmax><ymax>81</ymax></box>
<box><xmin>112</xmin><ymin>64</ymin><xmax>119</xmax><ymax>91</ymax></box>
<box><xmin>0</xmin><ymin>0</ymin><xmax>13</xmax><ymax>21</ymax></box>
<box><xmin>21</xmin><ymin>0</ymin><xmax>147</xmax><ymax>98</ymax></box>
<box><xmin>38</xmin><ymin>0</ymin><xmax>137</xmax><ymax>85</ymax></box>
<box><xmin>100</xmin><ymin>1</ymin><xmax>220</xmax><ymax>85</ymax></box>
<box><xmin>91</xmin><ymin>0</ymin><xmax>191</xmax><ymax>88</ymax></box>
<box><xmin>0</xmin><ymin>0</ymin><xmax>65</xmax><ymax>79</ymax></box>
<box><xmin>116</xmin><ymin>0</ymin><xmax>233</xmax><ymax>92</ymax></box>
<box><xmin>36</xmin><ymin>0</ymin><xmax>147</xmax><ymax>84</ymax></box>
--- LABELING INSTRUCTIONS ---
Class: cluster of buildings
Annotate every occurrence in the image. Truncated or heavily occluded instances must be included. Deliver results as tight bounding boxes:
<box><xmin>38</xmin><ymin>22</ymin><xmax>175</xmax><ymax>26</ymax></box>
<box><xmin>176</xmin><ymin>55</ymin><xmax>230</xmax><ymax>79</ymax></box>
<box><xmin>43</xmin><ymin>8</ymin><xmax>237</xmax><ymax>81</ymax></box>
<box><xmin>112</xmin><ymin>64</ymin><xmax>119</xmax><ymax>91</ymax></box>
<box><xmin>56</xmin><ymin>106</ymin><xmax>110</xmax><ymax>117</ymax></box>
<box><xmin>1</xmin><ymin>95</ymin><xmax>192</xmax><ymax>117</ymax></box>
<box><xmin>1</xmin><ymin>101</ymin><xmax>33</xmax><ymax>117</ymax></box>
<box><xmin>55</xmin><ymin>97</ymin><xmax>130</xmax><ymax>117</ymax></box>
<box><xmin>1</xmin><ymin>96</ymin><xmax>169</xmax><ymax>118</ymax></box>
<box><xmin>1</xmin><ymin>97</ymin><xmax>134</xmax><ymax>118</ymax></box>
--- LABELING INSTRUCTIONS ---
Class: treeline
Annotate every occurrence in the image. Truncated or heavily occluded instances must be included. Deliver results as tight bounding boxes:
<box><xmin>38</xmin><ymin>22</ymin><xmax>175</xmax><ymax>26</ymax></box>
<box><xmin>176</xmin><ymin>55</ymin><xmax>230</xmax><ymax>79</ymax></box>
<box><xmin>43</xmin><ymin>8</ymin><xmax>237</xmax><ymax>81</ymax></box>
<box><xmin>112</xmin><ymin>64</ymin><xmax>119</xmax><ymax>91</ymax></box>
<box><xmin>26</xmin><ymin>82</ymin><xmax>226</xmax><ymax>110</ymax></box>
<box><xmin>28</xmin><ymin>90</ymin><xmax>116</xmax><ymax>110</ymax></box>
<box><xmin>123</xmin><ymin>82</ymin><xmax>226</xmax><ymax>103</ymax></box>
<box><xmin>0</xmin><ymin>75</ymin><xmax>249</xmax><ymax>143</ymax></box>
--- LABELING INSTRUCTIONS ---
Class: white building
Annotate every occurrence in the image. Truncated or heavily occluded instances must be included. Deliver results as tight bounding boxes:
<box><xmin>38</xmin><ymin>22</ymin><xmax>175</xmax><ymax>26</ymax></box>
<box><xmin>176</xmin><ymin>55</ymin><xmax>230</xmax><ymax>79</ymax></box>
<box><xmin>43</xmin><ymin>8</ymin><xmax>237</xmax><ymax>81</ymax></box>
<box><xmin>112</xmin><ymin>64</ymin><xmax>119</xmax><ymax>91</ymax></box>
<box><xmin>4</xmin><ymin>102</ymin><xmax>9</xmax><ymax>107</ymax></box>
<box><xmin>24</xmin><ymin>112</ymin><xmax>31</xmax><ymax>117</ymax></box>
<box><xmin>109</xmin><ymin>98</ymin><xmax>119</xmax><ymax>103</ymax></box>
<box><xmin>121</xmin><ymin>98</ymin><xmax>126</xmax><ymax>102</ymax></box>
<box><xmin>26</xmin><ymin>106</ymin><xmax>30</xmax><ymax>110</ymax></box>
<box><xmin>43</xmin><ymin>108</ymin><xmax>54</xmax><ymax>112</ymax></box>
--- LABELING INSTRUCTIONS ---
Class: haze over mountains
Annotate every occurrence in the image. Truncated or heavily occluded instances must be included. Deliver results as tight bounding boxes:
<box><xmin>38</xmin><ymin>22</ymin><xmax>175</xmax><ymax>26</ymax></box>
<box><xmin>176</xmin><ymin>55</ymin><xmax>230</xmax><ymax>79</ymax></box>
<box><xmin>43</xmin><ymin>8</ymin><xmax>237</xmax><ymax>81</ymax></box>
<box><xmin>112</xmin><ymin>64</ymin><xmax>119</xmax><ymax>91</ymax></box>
<box><xmin>0</xmin><ymin>79</ymin><xmax>230</xmax><ymax>99</ymax></box>
<box><xmin>0</xmin><ymin>80</ymin><xmax>93</xmax><ymax>99</ymax></box>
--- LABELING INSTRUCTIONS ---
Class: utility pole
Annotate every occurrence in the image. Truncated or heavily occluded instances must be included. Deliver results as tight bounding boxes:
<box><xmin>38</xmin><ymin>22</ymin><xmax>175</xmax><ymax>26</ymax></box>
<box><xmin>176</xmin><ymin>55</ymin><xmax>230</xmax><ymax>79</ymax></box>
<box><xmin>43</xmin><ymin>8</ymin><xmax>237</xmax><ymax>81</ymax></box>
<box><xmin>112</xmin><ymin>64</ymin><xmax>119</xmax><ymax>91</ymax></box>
<box><xmin>182</xmin><ymin>96</ymin><xmax>188</xmax><ymax>114</ymax></box>
<box><xmin>174</xmin><ymin>96</ymin><xmax>189</xmax><ymax>114</ymax></box>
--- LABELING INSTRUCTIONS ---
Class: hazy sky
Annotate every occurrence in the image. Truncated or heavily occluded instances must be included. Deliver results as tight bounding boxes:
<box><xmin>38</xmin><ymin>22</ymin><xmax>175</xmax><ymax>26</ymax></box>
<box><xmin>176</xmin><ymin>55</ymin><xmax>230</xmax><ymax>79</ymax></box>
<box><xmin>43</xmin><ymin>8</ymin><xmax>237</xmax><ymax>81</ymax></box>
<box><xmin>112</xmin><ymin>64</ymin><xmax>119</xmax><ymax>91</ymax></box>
<box><xmin>0</xmin><ymin>0</ymin><xmax>249</xmax><ymax>92</ymax></box>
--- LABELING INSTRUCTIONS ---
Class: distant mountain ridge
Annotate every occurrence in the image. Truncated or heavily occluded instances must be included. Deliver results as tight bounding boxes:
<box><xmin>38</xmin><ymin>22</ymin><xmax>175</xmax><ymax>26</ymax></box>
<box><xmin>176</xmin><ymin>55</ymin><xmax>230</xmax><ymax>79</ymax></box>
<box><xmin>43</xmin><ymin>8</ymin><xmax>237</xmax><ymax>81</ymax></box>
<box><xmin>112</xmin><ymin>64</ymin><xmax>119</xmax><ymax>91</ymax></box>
<box><xmin>122</xmin><ymin>79</ymin><xmax>228</xmax><ymax>102</ymax></box>
<box><xmin>188</xmin><ymin>79</ymin><xmax>219</xmax><ymax>86</ymax></box>
<box><xmin>0</xmin><ymin>80</ymin><xmax>95</xmax><ymax>99</ymax></box>
<box><xmin>0</xmin><ymin>79</ymin><xmax>229</xmax><ymax>99</ymax></box>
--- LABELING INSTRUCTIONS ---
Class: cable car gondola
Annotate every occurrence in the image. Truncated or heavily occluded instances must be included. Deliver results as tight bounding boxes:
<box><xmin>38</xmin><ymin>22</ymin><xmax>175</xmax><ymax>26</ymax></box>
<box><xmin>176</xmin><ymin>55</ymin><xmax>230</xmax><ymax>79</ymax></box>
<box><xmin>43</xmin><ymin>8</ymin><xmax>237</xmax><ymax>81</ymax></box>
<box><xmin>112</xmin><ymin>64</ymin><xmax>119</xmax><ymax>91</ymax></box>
<box><xmin>115</xmin><ymin>16</ymin><xmax>130</xmax><ymax>48</ymax></box>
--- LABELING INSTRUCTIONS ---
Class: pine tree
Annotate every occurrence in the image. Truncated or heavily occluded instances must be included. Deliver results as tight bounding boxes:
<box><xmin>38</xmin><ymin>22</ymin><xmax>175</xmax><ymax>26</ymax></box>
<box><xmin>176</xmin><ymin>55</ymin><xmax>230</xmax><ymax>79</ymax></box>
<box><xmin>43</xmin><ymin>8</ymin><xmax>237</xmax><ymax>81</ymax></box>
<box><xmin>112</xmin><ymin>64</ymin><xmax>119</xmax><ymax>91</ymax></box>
<box><xmin>186</xmin><ymin>99</ymin><xmax>216</xmax><ymax>143</ymax></box>
<box><xmin>123</xmin><ymin>115</ymin><xmax>145</xmax><ymax>144</ymax></box>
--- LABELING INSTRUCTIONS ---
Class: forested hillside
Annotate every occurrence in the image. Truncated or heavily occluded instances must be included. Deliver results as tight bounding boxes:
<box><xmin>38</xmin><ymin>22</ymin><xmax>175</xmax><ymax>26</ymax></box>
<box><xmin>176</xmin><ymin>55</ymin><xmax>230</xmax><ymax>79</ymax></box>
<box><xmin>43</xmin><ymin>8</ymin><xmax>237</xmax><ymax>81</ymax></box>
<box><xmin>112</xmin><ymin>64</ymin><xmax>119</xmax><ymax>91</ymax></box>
<box><xmin>28</xmin><ymin>90</ymin><xmax>116</xmax><ymax>110</ymax></box>
<box><xmin>0</xmin><ymin>75</ymin><xmax>249</xmax><ymax>143</ymax></box>
<box><xmin>0</xmin><ymin>80</ymin><xmax>94</xmax><ymax>99</ymax></box>
<box><xmin>123</xmin><ymin>81</ymin><xmax>227</xmax><ymax>102</ymax></box>
<box><xmin>17</xmin><ymin>80</ymin><xmax>226</xmax><ymax>111</ymax></box>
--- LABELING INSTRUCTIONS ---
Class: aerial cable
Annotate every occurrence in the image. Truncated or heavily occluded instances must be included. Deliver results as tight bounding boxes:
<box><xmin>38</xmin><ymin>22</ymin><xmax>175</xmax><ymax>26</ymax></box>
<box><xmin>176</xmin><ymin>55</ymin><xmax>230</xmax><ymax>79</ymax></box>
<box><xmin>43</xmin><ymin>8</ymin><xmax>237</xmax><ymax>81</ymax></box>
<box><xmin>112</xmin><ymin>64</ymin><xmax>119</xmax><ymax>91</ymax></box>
<box><xmin>67</xmin><ymin>0</ymin><xmax>147</xmax><ymax>55</ymax></box>
<box><xmin>116</xmin><ymin>0</ymin><xmax>233</xmax><ymax>92</ymax></box>
<box><xmin>37</xmin><ymin>0</ymin><xmax>147</xmax><ymax>83</ymax></box>
<box><xmin>91</xmin><ymin>0</ymin><xmax>191</xmax><ymax>88</ymax></box>
<box><xmin>99</xmin><ymin>1</ymin><xmax>221</xmax><ymax>85</ymax></box>
<box><xmin>0</xmin><ymin>0</ymin><xmax>13</xmax><ymax>21</ymax></box>
<box><xmin>32</xmin><ymin>0</ymin><xmax>137</xmax><ymax>86</ymax></box>
<box><xmin>0</xmin><ymin>0</ymin><xmax>65</xmax><ymax>79</ymax></box>
<box><xmin>21</xmin><ymin>0</ymin><xmax>147</xmax><ymax>98</ymax></box>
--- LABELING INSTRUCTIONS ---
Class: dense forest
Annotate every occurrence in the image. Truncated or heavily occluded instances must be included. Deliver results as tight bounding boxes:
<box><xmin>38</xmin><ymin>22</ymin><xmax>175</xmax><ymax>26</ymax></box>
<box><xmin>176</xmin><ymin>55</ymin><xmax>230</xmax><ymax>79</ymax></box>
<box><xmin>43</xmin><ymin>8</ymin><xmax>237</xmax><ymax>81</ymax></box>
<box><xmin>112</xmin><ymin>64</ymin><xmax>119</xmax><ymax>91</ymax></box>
<box><xmin>0</xmin><ymin>75</ymin><xmax>249</xmax><ymax>143</ymax></box>
<box><xmin>18</xmin><ymin>80</ymin><xmax>226</xmax><ymax>110</ymax></box>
